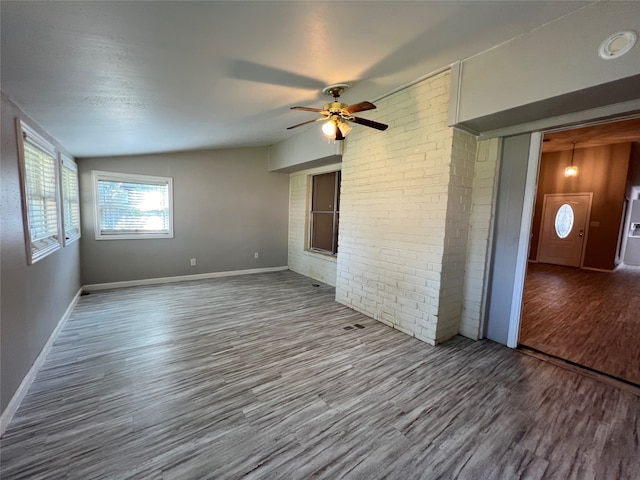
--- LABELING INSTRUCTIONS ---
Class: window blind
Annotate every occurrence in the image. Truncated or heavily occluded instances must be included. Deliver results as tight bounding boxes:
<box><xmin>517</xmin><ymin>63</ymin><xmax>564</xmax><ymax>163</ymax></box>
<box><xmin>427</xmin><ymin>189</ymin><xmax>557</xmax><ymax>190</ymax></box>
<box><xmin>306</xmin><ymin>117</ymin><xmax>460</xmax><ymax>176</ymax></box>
<box><xmin>20</xmin><ymin>125</ymin><xmax>61</xmax><ymax>262</ymax></box>
<box><xmin>61</xmin><ymin>156</ymin><xmax>81</xmax><ymax>243</ymax></box>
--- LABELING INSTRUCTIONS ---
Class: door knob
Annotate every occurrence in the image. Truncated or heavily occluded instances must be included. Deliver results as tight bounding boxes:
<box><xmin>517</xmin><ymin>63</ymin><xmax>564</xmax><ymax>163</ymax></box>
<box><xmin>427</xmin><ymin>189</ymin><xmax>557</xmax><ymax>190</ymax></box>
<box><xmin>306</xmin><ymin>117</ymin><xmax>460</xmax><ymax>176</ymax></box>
<box><xmin>579</xmin><ymin>229</ymin><xmax>584</xmax><ymax>237</ymax></box>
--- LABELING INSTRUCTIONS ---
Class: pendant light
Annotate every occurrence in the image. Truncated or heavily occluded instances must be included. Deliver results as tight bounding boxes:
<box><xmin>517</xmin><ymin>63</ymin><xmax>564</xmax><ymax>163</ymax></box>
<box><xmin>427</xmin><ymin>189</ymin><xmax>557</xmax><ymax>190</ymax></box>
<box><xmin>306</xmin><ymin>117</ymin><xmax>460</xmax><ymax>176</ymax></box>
<box><xmin>564</xmin><ymin>141</ymin><xmax>578</xmax><ymax>177</ymax></box>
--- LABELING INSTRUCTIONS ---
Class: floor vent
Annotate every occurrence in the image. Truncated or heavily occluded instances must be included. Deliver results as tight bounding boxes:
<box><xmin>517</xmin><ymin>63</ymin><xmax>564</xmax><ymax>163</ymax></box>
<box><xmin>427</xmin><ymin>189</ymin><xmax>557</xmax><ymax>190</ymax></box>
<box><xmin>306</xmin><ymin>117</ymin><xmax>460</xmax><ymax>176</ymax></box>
<box><xmin>354</xmin><ymin>324</ymin><xmax>365</xmax><ymax>329</ymax></box>
<box><xmin>343</xmin><ymin>326</ymin><xmax>354</xmax><ymax>330</ymax></box>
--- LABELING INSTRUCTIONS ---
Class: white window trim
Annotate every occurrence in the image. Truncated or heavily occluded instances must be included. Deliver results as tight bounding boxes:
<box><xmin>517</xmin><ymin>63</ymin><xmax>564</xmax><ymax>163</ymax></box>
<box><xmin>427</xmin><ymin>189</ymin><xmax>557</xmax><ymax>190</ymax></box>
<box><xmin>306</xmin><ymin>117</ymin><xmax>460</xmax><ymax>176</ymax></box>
<box><xmin>92</xmin><ymin>170</ymin><xmax>174</xmax><ymax>240</ymax></box>
<box><xmin>60</xmin><ymin>154</ymin><xmax>81</xmax><ymax>245</ymax></box>
<box><xmin>16</xmin><ymin>119</ymin><xmax>62</xmax><ymax>264</ymax></box>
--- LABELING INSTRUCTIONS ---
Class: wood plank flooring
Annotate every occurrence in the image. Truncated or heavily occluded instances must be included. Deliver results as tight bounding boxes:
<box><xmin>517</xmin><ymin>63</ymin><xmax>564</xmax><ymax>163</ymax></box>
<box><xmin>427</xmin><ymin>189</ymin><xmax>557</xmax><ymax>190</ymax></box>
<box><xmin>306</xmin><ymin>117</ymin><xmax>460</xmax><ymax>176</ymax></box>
<box><xmin>519</xmin><ymin>263</ymin><xmax>640</xmax><ymax>386</ymax></box>
<box><xmin>1</xmin><ymin>270</ymin><xmax>639</xmax><ymax>479</ymax></box>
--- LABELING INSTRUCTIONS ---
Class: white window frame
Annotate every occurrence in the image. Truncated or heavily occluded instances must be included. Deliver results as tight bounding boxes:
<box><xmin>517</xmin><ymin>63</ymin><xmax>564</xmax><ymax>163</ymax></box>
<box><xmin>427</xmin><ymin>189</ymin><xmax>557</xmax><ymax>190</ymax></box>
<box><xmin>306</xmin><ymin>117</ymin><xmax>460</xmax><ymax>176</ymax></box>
<box><xmin>92</xmin><ymin>170</ymin><xmax>174</xmax><ymax>240</ymax></box>
<box><xmin>16</xmin><ymin>119</ymin><xmax>62</xmax><ymax>264</ymax></box>
<box><xmin>60</xmin><ymin>154</ymin><xmax>81</xmax><ymax>245</ymax></box>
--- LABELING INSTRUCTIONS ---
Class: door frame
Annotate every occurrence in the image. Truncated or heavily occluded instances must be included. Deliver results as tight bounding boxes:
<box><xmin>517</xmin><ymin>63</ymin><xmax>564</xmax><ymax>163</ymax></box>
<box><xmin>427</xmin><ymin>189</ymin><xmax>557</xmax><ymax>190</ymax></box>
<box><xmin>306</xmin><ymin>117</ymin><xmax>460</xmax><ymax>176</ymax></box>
<box><xmin>620</xmin><ymin>186</ymin><xmax>640</xmax><ymax>263</ymax></box>
<box><xmin>505</xmin><ymin>132</ymin><xmax>542</xmax><ymax>348</ymax></box>
<box><xmin>505</xmin><ymin>115</ymin><xmax>640</xmax><ymax>348</ymax></box>
<box><xmin>536</xmin><ymin>192</ymin><xmax>593</xmax><ymax>268</ymax></box>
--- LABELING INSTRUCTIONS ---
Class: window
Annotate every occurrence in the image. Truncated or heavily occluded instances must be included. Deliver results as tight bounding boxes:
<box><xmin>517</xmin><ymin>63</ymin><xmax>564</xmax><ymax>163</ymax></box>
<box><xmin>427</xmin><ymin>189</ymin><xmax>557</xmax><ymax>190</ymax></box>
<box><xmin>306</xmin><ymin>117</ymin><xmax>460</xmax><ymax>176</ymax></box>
<box><xmin>17</xmin><ymin>120</ymin><xmax>61</xmax><ymax>264</ymax></box>
<box><xmin>93</xmin><ymin>171</ymin><xmax>173</xmax><ymax>240</ymax></box>
<box><xmin>60</xmin><ymin>155</ymin><xmax>81</xmax><ymax>245</ymax></box>
<box><xmin>309</xmin><ymin>171</ymin><xmax>340</xmax><ymax>254</ymax></box>
<box><xmin>554</xmin><ymin>204</ymin><xmax>574</xmax><ymax>239</ymax></box>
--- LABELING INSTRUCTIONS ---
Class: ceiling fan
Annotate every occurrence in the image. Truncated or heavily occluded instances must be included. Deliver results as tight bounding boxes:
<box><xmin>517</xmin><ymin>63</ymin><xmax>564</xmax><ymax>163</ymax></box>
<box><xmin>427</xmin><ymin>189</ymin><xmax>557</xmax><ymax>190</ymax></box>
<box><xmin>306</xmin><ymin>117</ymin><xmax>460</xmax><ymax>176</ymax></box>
<box><xmin>287</xmin><ymin>83</ymin><xmax>388</xmax><ymax>141</ymax></box>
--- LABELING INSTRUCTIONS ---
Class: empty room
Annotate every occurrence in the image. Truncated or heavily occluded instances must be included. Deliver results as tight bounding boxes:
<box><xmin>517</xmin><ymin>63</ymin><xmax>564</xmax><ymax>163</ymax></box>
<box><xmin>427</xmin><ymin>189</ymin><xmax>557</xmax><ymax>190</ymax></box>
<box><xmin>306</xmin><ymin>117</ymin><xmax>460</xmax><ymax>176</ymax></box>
<box><xmin>1</xmin><ymin>2</ymin><xmax>639</xmax><ymax>479</ymax></box>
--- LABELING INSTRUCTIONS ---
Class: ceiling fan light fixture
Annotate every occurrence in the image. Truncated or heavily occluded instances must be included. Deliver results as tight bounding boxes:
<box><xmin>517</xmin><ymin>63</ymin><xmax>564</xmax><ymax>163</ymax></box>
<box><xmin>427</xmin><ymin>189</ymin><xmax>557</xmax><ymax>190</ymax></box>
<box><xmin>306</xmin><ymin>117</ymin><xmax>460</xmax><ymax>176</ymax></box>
<box><xmin>288</xmin><ymin>82</ymin><xmax>387</xmax><ymax>137</ymax></box>
<box><xmin>322</xmin><ymin>119</ymin><xmax>337</xmax><ymax>137</ymax></box>
<box><xmin>337</xmin><ymin>120</ymin><xmax>352</xmax><ymax>137</ymax></box>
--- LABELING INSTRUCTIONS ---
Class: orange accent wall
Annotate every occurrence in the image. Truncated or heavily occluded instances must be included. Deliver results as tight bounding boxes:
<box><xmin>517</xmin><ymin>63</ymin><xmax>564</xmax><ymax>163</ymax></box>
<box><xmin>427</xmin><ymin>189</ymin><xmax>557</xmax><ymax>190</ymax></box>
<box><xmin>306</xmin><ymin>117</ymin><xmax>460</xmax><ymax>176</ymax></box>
<box><xmin>530</xmin><ymin>143</ymin><xmax>631</xmax><ymax>270</ymax></box>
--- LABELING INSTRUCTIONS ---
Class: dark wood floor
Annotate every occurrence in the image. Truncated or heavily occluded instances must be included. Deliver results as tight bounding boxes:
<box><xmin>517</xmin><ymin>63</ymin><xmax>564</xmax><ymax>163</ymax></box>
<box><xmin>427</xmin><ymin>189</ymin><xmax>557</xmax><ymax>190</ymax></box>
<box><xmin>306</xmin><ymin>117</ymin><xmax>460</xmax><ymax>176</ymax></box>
<box><xmin>2</xmin><ymin>271</ymin><xmax>639</xmax><ymax>479</ymax></box>
<box><xmin>520</xmin><ymin>262</ymin><xmax>640</xmax><ymax>386</ymax></box>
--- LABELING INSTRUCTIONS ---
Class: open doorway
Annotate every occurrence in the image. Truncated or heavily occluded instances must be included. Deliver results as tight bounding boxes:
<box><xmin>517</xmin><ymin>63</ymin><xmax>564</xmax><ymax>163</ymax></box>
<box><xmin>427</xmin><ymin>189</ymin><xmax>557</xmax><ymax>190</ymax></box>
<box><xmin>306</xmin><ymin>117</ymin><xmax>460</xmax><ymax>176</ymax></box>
<box><xmin>518</xmin><ymin>118</ymin><xmax>640</xmax><ymax>385</ymax></box>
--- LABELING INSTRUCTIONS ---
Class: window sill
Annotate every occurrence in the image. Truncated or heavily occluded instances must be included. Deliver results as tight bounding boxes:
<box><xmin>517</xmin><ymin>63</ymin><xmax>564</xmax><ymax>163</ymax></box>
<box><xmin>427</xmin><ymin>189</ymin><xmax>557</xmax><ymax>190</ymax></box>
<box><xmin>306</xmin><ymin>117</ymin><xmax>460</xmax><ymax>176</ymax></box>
<box><xmin>63</xmin><ymin>232</ymin><xmax>81</xmax><ymax>246</ymax></box>
<box><xmin>29</xmin><ymin>241</ymin><xmax>61</xmax><ymax>265</ymax></box>
<box><xmin>95</xmin><ymin>233</ymin><xmax>174</xmax><ymax>240</ymax></box>
<box><xmin>306</xmin><ymin>248</ymin><xmax>337</xmax><ymax>258</ymax></box>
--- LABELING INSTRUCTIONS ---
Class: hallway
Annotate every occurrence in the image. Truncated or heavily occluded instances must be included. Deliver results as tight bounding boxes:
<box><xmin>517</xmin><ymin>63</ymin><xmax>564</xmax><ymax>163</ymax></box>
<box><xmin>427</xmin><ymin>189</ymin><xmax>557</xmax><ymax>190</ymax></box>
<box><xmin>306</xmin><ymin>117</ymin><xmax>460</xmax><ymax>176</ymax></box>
<box><xmin>519</xmin><ymin>263</ymin><xmax>640</xmax><ymax>385</ymax></box>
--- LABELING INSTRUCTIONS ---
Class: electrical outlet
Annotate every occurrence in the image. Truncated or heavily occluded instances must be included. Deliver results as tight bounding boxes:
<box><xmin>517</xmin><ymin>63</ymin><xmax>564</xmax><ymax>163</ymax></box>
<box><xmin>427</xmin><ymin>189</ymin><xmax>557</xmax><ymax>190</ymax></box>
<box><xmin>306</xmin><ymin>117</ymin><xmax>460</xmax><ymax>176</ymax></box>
<box><xmin>254</xmin><ymin>252</ymin><xmax>259</xmax><ymax>259</ymax></box>
<box><xmin>190</xmin><ymin>258</ymin><xmax>196</xmax><ymax>267</ymax></box>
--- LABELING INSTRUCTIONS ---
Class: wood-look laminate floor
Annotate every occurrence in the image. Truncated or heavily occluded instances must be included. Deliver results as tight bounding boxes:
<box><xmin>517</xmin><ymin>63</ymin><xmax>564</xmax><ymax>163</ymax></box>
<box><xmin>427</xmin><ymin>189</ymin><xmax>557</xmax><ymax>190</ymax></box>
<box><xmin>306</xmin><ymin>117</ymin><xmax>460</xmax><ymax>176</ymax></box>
<box><xmin>520</xmin><ymin>263</ymin><xmax>640</xmax><ymax>386</ymax></box>
<box><xmin>2</xmin><ymin>271</ymin><xmax>639</xmax><ymax>479</ymax></box>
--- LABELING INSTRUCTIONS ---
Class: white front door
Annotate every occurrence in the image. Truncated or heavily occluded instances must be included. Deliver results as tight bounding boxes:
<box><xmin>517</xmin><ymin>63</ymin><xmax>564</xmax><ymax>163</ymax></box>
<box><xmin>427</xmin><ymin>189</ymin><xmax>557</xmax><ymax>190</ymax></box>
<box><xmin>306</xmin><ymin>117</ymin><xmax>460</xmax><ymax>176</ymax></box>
<box><xmin>537</xmin><ymin>193</ymin><xmax>592</xmax><ymax>267</ymax></box>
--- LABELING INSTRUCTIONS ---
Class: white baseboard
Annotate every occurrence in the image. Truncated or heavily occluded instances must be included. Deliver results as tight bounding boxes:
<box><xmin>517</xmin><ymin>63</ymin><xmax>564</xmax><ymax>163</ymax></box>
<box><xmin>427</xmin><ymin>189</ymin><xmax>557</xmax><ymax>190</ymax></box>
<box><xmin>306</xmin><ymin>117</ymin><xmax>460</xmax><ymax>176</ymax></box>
<box><xmin>581</xmin><ymin>266</ymin><xmax>615</xmax><ymax>273</ymax></box>
<box><xmin>0</xmin><ymin>287</ymin><xmax>83</xmax><ymax>437</ymax></box>
<box><xmin>83</xmin><ymin>266</ymin><xmax>289</xmax><ymax>291</ymax></box>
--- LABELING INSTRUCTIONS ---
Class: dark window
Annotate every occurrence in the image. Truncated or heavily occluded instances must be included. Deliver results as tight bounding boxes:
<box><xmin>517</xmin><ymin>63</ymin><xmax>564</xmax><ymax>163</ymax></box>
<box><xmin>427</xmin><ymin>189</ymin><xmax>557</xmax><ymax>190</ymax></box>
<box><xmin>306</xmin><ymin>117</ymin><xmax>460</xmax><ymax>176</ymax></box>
<box><xmin>310</xmin><ymin>171</ymin><xmax>340</xmax><ymax>254</ymax></box>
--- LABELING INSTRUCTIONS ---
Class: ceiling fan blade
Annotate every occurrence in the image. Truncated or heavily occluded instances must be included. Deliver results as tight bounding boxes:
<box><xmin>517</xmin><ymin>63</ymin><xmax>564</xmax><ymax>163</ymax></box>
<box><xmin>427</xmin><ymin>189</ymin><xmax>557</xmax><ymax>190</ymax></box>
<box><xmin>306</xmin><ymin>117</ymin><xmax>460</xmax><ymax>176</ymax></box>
<box><xmin>343</xmin><ymin>101</ymin><xmax>376</xmax><ymax>114</ymax></box>
<box><xmin>287</xmin><ymin>118</ymin><xmax>323</xmax><ymax>130</ymax></box>
<box><xmin>291</xmin><ymin>106</ymin><xmax>325</xmax><ymax>113</ymax></box>
<box><xmin>351</xmin><ymin>116</ymin><xmax>389</xmax><ymax>131</ymax></box>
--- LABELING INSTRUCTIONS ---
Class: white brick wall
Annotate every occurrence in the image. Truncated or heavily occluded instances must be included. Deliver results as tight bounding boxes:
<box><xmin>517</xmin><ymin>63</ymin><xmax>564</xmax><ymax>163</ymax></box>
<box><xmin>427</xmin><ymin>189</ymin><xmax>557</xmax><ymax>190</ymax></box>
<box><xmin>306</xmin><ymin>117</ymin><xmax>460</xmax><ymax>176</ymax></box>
<box><xmin>460</xmin><ymin>138</ymin><xmax>501</xmax><ymax>339</ymax></box>
<box><xmin>336</xmin><ymin>72</ymin><xmax>461</xmax><ymax>345</ymax></box>
<box><xmin>286</xmin><ymin>72</ymin><xmax>501</xmax><ymax>345</ymax></box>
<box><xmin>288</xmin><ymin>163</ymin><xmax>341</xmax><ymax>286</ymax></box>
<box><xmin>436</xmin><ymin>128</ymin><xmax>477</xmax><ymax>343</ymax></box>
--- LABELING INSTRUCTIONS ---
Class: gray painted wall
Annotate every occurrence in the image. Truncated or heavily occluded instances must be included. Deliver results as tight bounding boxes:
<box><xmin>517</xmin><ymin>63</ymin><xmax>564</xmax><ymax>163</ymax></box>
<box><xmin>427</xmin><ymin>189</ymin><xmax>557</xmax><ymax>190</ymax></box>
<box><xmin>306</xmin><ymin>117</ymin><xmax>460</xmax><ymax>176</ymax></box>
<box><xmin>484</xmin><ymin>134</ymin><xmax>532</xmax><ymax>344</ymax></box>
<box><xmin>451</xmin><ymin>2</ymin><xmax>640</xmax><ymax>133</ymax></box>
<box><xmin>1</xmin><ymin>94</ymin><xmax>81</xmax><ymax>413</ymax></box>
<box><xmin>78</xmin><ymin>148</ymin><xmax>289</xmax><ymax>285</ymax></box>
<box><xmin>268</xmin><ymin>125</ymin><xmax>342</xmax><ymax>173</ymax></box>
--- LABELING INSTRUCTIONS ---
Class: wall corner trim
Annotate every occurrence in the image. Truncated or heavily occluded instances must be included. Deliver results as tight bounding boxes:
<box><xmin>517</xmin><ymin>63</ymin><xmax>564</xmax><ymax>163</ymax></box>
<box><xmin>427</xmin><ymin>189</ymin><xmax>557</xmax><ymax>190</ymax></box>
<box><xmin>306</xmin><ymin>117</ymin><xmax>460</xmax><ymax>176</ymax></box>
<box><xmin>0</xmin><ymin>287</ymin><xmax>83</xmax><ymax>437</ymax></box>
<box><xmin>83</xmin><ymin>266</ymin><xmax>289</xmax><ymax>291</ymax></box>
<box><xmin>448</xmin><ymin>61</ymin><xmax>462</xmax><ymax>127</ymax></box>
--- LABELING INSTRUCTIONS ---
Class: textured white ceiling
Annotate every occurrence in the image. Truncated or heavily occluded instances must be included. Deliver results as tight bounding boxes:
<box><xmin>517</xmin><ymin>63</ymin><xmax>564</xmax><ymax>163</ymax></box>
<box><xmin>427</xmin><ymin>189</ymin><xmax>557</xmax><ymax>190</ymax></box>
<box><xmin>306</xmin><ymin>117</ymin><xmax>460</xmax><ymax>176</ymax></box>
<box><xmin>1</xmin><ymin>1</ymin><xmax>589</xmax><ymax>157</ymax></box>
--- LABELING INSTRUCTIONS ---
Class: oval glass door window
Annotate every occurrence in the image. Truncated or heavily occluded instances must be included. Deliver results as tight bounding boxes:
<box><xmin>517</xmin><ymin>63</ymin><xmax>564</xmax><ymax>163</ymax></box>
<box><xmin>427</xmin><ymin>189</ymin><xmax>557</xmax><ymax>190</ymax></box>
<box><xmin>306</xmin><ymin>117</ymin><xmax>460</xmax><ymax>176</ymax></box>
<box><xmin>555</xmin><ymin>204</ymin><xmax>574</xmax><ymax>239</ymax></box>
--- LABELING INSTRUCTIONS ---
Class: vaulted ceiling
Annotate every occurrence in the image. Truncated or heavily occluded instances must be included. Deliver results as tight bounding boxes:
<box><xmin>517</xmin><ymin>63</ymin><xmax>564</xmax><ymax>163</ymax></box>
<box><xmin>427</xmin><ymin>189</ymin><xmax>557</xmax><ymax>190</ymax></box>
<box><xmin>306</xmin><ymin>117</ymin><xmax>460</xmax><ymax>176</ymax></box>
<box><xmin>1</xmin><ymin>1</ymin><xmax>590</xmax><ymax>157</ymax></box>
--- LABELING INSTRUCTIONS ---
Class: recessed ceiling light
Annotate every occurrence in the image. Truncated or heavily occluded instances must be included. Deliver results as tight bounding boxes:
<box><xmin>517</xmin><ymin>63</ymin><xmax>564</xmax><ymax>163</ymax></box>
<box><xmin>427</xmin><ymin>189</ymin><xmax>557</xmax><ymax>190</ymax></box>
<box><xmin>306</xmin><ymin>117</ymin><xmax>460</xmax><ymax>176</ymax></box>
<box><xmin>598</xmin><ymin>31</ymin><xmax>637</xmax><ymax>59</ymax></box>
